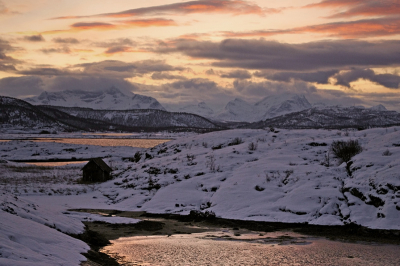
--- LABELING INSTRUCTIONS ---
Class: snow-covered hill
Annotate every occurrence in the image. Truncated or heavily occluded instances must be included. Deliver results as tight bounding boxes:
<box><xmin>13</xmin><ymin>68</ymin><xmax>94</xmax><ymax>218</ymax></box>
<box><xmin>48</xmin><ymin>106</ymin><xmax>223</xmax><ymax>131</ymax></box>
<box><xmin>25</xmin><ymin>87</ymin><xmax>165</xmax><ymax>111</ymax></box>
<box><xmin>1</xmin><ymin>127</ymin><xmax>400</xmax><ymax>265</ymax></box>
<box><xmin>0</xmin><ymin>96</ymin><xmax>77</xmax><ymax>132</ymax></box>
<box><xmin>253</xmin><ymin>106</ymin><xmax>400</xmax><ymax>129</ymax></box>
<box><xmin>107</xmin><ymin>127</ymin><xmax>400</xmax><ymax>229</ymax></box>
<box><xmin>0</xmin><ymin>96</ymin><xmax>224</xmax><ymax>132</ymax></box>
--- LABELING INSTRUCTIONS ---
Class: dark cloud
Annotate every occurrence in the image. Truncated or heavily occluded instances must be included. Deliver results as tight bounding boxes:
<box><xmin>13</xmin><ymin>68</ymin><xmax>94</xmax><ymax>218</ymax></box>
<box><xmin>255</xmin><ymin>70</ymin><xmax>339</xmax><ymax>84</ymax></box>
<box><xmin>167</xmin><ymin>78</ymin><xmax>218</xmax><ymax>91</ymax></box>
<box><xmin>220</xmin><ymin>69</ymin><xmax>252</xmax><ymax>79</ymax></box>
<box><xmin>104</xmin><ymin>46</ymin><xmax>132</xmax><ymax>54</ymax></box>
<box><xmin>40</xmin><ymin>76</ymin><xmax>137</xmax><ymax>94</ymax></box>
<box><xmin>151</xmin><ymin>72</ymin><xmax>187</xmax><ymax>80</ymax></box>
<box><xmin>0</xmin><ymin>76</ymin><xmax>44</xmax><ymax>98</ymax></box>
<box><xmin>52</xmin><ymin>37</ymin><xmax>80</xmax><ymax>44</ymax></box>
<box><xmin>71</xmin><ymin>22</ymin><xmax>115</xmax><ymax>30</ymax></box>
<box><xmin>334</xmin><ymin>68</ymin><xmax>400</xmax><ymax>89</ymax></box>
<box><xmin>233</xmin><ymin>79</ymin><xmax>317</xmax><ymax>96</ymax></box>
<box><xmin>0</xmin><ymin>75</ymin><xmax>138</xmax><ymax>98</ymax></box>
<box><xmin>23</xmin><ymin>35</ymin><xmax>45</xmax><ymax>42</ymax></box>
<box><xmin>93</xmin><ymin>38</ymin><xmax>136</xmax><ymax>48</ymax></box>
<box><xmin>45</xmin><ymin>18</ymin><xmax>176</xmax><ymax>34</ymax></box>
<box><xmin>156</xmin><ymin>39</ymin><xmax>400</xmax><ymax>71</ymax></box>
<box><xmin>0</xmin><ymin>38</ymin><xmax>21</xmax><ymax>71</ymax></box>
<box><xmin>52</xmin><ymin>0</ymin><xmax>272</xmax><ymax>19</ymax></box>
<box><xmin>13</xmin><ymin>60</ymin><xmax>184</xmax><ymax>80</ymax></box>
<box><xmin>205</xmin><ymin>68</ymin><xmax>216</xmax><ymax>75</ymax></box>
<box><xmin>40</xmin><ymin>47</ymin><xmax>71</xmax><ymax>54</ymax></box>
<box><xmin>87</xmin><ymin>60</ymin><xmax>183</xmax><ymax>75</ymax></box>
<box><xmin>0</xmin><ymin>63</ymin><xmax>16</xmax><ymax>72</ymax></box>
<box><xmin>18</xmin><ymin>67</ymin><xmax>69</xmax><ymax>76</ymax></box>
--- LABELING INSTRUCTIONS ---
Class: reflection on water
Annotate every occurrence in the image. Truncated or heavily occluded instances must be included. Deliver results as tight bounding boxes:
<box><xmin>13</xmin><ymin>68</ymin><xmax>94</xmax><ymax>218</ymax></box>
<box><xmin>25</xmin><ymin>161</ymin><xmax>88</xmax><ymax>167</ymax></box>
<box><xmin>32</xmin><ymin>138</ymin><xmax>170</xmax><ymax>148</ymax></box>
<box><xmin>81</xmin><ymin>133</ymin><xmax>137</xmax><ymax>137</ymax></box>
<box><xmin>102</xmin><ymin>231</ymin><xmax>400</xmax><ymax>266</ymax></box>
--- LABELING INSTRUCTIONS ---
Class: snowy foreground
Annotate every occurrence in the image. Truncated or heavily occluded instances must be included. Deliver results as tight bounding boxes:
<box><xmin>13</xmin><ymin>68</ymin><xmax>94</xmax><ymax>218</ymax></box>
<box><xmin>1</xmin><ymin>127</ymin><xmax>400</xmax><ymax>265</ymax></box>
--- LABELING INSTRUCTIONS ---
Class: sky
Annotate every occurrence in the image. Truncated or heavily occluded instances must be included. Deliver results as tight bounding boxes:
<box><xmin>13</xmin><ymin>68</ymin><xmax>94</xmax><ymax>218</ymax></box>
<box><xmin>0</xmin><ymin>0</ymin><xmax>400</xmax><ymax>110</ymax></box>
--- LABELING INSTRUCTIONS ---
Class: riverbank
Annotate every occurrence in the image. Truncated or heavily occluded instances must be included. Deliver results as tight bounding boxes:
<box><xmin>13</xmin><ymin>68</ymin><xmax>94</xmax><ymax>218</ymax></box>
<box><xmin>74</xmin><ymin>209</ymin><xmax>400</xmax><ymax>266</ymax></box>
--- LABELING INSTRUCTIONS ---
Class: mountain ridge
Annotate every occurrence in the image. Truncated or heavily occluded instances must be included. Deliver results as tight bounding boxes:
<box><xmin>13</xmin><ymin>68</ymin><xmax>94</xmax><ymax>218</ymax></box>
<box><xmin>25</xmin><ymin>87</ymin><xmax>166</xmax><ymax>111</ymax></box>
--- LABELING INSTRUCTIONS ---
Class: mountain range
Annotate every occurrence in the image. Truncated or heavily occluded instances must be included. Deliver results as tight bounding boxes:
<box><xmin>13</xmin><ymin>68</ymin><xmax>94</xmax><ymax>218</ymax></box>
<box><xmin>0</xmin><ymin>96</ymin><xmax>223</xmax><ymax>132</ymax></box>
<box><xmin>252</xmin><ymin>105</ymin><xmax>400</xmax><ymax>129</ymax></box>
<box><xmin>26</xmin><ymin>87</ymin><xmax>165</xmax><ymax>111</ymax></box>
<box><xmin>171</xmin><ymin>94</ymin><xmax>313</xmax><ymax>122</ymax></box>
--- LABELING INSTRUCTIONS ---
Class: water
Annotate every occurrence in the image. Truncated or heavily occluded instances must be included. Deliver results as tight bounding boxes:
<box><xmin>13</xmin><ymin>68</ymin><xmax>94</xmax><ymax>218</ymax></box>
<box><xmin>30</xmin><ymin>138</ymin><xmax>170</xmax><ymax>148</ymax></box>
<box><xmin>24</xmin><ymin>161</ymin><xmax>88</xmax><ymax>167</ymax></box>
<box><xmin>102</xmin><ymin>231</ymin><xmax>400</xmax><ymax>266</ymax></box>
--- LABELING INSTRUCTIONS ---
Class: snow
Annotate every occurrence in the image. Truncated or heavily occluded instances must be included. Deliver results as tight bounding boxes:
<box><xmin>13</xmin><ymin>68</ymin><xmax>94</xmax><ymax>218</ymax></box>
<box><xmin>1</xmin><ymin>127</ymin><xmax>400</xmax><ymax>265</ymax></box>
<box><xmin>215</xmin><ymin>94</ymin><xmax>312</xmax><ymax>122</ymax></box>
<box><xmin>25</xmin><ymin>87</ymin><xmax>165</xmax><ymax>111</ymax></box>
<box><xmin>0</xmin><ymin>211</ymin><xmax>87</xmax><ymax>266</ymax></box>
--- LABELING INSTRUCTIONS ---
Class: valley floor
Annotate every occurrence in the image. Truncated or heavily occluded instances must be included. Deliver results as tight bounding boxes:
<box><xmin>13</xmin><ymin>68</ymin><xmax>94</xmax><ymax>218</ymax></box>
<box><xmin>1</xmin><ymin>127</ymin><xmax>400</xmax><ymax>265</ymax></box>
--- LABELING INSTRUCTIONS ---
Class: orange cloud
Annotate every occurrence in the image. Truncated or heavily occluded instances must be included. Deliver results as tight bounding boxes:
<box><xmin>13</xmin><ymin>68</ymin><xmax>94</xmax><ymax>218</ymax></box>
<box><xmin>178</xmin><ymin>33</ymin><xmax>211</xmax><ymax>40</ymax></box>
<box><xmin>51</xmin><ymin>0</ymin><xmax>272</xmax><ymax>20</ymax></box>
<box><xmin>221</xmin><ymin>16</ymin><xmax>400</xmax><ymax>38</ymax></box>
<box><xmin>121</xmin><ymin>18</ymin><xmax>177</xmax><ymax>27</ymax></box>
<box><xmin>42</xmin><ymin>18</ymin><xmax>176</xmax><ymax>34</ymax></box>
<box><xmin>305</xmin><ymin>0</ymin><xmax>400</xmax><ymax>18</ymax></box>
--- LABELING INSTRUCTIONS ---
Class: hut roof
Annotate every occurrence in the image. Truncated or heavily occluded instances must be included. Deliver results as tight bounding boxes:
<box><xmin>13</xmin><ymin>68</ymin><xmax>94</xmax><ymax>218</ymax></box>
<box><xmin>83</xmin><ymin>158</ymin><xmax>112</xmax><ymax>172</ymax></box>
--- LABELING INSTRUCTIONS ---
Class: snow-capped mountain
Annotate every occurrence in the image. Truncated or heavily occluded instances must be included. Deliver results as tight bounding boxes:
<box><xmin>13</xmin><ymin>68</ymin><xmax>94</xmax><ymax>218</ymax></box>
<box><xmin>370</xmin><ymin>104</ymin><xmax>387</xmax><ymax>111</ymax></box>
<box><xmin>176</xmin><ymin>102</ymin><xmax>215</xmax><ymax>118</ymax></box>
<box><xmin>25</xmin><ymin>87</ymin><xmax>165</xmax><ymax>111</ymax></box>
<box><xmin>0</xmin><ymin>96</ymin><xmax>223</xmax><ymax>132</ymax></box>
<box><xmin>255</xmin><ymin>94</ymin><xmax>312</xmax><ymax>120</ymax></box>
<box><xmin>215</xmin><ymin>98</ymin><xmax>259</xmax><ymax>122</ymax></box>
<box><xmin>215</xmin><ymin>94</ymin><xmax>312</xmax><ymax>122</ymax></box>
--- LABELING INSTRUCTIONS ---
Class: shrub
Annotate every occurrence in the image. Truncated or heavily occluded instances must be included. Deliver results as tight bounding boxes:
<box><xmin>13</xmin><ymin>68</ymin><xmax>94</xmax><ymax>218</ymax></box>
<box><xmin>255</xmin><ymin>185</ymin><xmax>265</xmax><ymax>191</ymax></box>
<box><xmin>228</xmin><ymin>137</ymin><xmax>243</xmax><ymax>146</ymax></box>
<box><xmin>248</xmin><ymin>142</ymin><xmax>258</xmax><ymax>151</ymax></box>
<box><xmin>188</xmin><ymin>210</ymin><xmax>216</xmax><ymax>221</ymax></box>
<box><xmin>211</xmin><ymin>144</ymin><xmax>223</xmax><ymax>150</ymax></box>
<box><xmin>206</xmin><ymin>154</ymin><xmax>217</xmax><ymax>172</ymax></box>
<box><xmin>186</xmin><ymin>154</ymin><xmax>196</xmax><ymax>165</ymax></box>
<box><xmin>330</xmin><ymin>139</ymin><xmax>363</xmax><ymax>163</ymax></box>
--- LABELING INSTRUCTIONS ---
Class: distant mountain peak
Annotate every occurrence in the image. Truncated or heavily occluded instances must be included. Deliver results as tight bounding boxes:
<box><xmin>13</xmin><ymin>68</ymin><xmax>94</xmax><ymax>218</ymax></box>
<box><xmin>25</xmin><ymin>87</ymin><xmax>165</xmax><ymax>111</ymax></box>
<box><xmin>370</xmin><ymin>104</ymin><xmax>387</xmax><ymax>111</ymax></box>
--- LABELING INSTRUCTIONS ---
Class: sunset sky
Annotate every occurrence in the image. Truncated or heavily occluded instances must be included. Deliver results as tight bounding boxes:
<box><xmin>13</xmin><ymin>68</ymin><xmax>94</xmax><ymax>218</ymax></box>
<box><xmin>1</xmin><ymin>0</ymin><xmax>400</xmax><ymax>110</ymax></box>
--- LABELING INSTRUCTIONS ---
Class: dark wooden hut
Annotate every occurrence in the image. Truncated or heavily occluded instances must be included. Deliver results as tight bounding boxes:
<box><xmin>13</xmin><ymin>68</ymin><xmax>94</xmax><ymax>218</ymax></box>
<box><xmin>82</xmin><ymin>158</ymin><xmax>112</xmax><ymax>183</ymax></box>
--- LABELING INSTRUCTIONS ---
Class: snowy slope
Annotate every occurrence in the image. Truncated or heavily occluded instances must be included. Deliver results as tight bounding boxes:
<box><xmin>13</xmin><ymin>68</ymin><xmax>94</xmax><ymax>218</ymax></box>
<box><xmin>48</xmin><ymin>107</ymin><xmax>223</xmax><ymax>130</ymax></box>
<box><xmin>215</xmin><ymin>94</ymin><xmax>312</xmax><ymax>122</ymax></box>
<box><xmin>105</xmin><ymin>127</ymin><xmax>400</xmax><ymax>229</ymax></box>
<box><xmin>370</xmin><ymin>104</ymin><xmax>388</xmax><ymax>111</ymax></box>
<box><xmin>215</xmin><ymin>98</ymin><xmax>260</xmax><ymax>122</ymax></box>
<box><xmin>253</xmin><ymin>106</ymin><xmax>400</xmax><ymax>129</ymax></box>
<box><xmin>1</xmin><ymin>127</ymin><xmax>400</xmax><ymax>265</ymax></box>
<box><xmin>25</xmin><ymin>87</ymin><xmax>165</xmax><ymax>111</ymax></box>
<box><xmin>255</xmin><ymin>94</ymin><xmax>312</xmax><ymax>119</ymax></box>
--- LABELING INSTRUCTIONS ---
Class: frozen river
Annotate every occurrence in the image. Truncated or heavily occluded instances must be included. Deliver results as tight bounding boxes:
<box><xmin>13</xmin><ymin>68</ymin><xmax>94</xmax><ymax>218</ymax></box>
<box><xmin>102</xmin><ymin>230</ymin><xmax>400</xmax><ymax>266</ymax></box>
